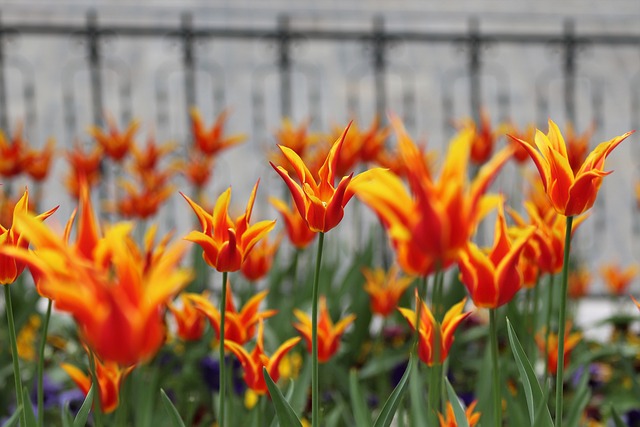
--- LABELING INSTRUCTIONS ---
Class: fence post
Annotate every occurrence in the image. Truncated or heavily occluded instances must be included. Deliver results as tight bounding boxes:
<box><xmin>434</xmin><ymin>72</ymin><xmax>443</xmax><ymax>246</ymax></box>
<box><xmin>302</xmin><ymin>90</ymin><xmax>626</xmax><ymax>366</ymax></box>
<box><xmin>563</xmin><ymin>19</ymin><xmax>576</xmax><ymax>125</ymax></box>
<box><xmin>468</xmin><ymin>17</ymin><xmax>482</xmax><ymax>123</ymax></box>
<box><xmin>0</xmin><ymin>13</ymin><xmax>7</xmax><ymax>132</ymax></box>
<box><xmin>86</xmin><ymin>10</ymin><xmax>104</xmax><ymax>128</ymax></box>
<box><xmin>277</xmin><ymin>14</ymin><xmax>292</xmax><ymax>119</ymax></box>
<box><xmin>372</xmin><ymin>15</ymin><xmax>387</xmax><ymax>121</ymax></box>
<box><xmin>181</xmin><ymin>12</ymin><xmax>196</xmax><ymax>142</ymax></box>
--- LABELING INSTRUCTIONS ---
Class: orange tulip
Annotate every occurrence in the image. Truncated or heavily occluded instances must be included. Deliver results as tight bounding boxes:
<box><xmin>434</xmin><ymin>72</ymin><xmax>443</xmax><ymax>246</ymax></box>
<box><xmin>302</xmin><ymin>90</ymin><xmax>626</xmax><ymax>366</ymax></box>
<box><xmin>225</xmin><ymin>320</ymin><xmax>301</xmax><ymax>395</ymax></box>
<box><xmin>0</xmin><ymin>121</ymin><xmax>27</xmax><ymax>178</ymax></box>
<box><xmin>168</xmin><ymin>293</ymin><xmax>207</xmax><ymax>341</ymax></box>
<box><xmin>508</xmin><ymin>201</ymin><xmax>585</xmax><ymax>276</ymax></box>
<box><xmin>325</xmin><ymin>118</ymin><xmax>389</xmax><ymax>176</ymax></box>
<box><xmin>61</xmin><ymin>356</ymin><xmax>133</xmax><ymax>414</ymax></box>
<box><xmin>398</xmin><ymin>291</ymin><xmax>471</xmax><ymax>366</ymax></box>
<box><xmin>458</xmin><ymin>203</ymin><xmax>535</xmax><ymax>309</ymax></box>
<box><xmin>23</xmin><ymin>137</ymin><xmax>56</xmax><ymax>182</ymax></box>
<box><xmin>240</xmin><ymin>234</ymin><xmax>281</xmax><ymax>282</ymax></box>
<box><xmin>564</xmin><ymin>122</ymin><xmax>595</xmax><ymax>175</ymax></box>
<box><xmin>269</xmin><ymin>197</ymin><xmax>316</xmax><ymax>249</ymax></box>
<box><xmin>362</xmin><ymin>265</ymin><xmax>414</xmax><ymax>317</ymax></box>
<box><xmin>460</xmin><ymin>108</ymin><xmax>503</xmax><ymax>165</ymax></box>
<box><xmin>0</xmin><ymin>189</ymin><xmax>57</xmax><ymax>285</ymax></box>
<box><xmin>182</xmin><ymin>180</ymin><xmax>276</xmax><ymax>272</ymax></box>
<box><xmin>600</xmin><ymin>262</ymin><xmax>638</xmax><ymax>296</ymax></box>
<box><xmin>293</xmin><ymin>296</ymin><xmax>355</xmax><ymax>363</ymax></box>
<box><xmin>508</xmin><ymin>119</ymin><xmax>632</xmax><ymax>217</ymax></box>
<box><xmin>65</xmin><ymin>142</ymin><xmax>103</xmax><ymax>198</ymax></box>
<box><xmin>506</xmin><ymin>123</ymin><xmax>536</xmax><ymax>164</ymax></box>
<box><xmin>568</xmin><ymin>266</ymin><xmax>591</xmax><ymax>299</ymax></box>
<box><xmin>3</xmin><ymin>190</ymin><xmax>193</xmax><ymax>364</ymax></box>
<box><xmin>185</xmin><ymin>284</ymin><xmax>277</xmax><ymax>345</ymax></box>
<box><xmin>116</xmin><ymin>179</ymin><xmax>174</xmax><ymax>220</ymax></box>
<box><xmin>353</xmin><ymin>117</ymin><xmax>512</xmax><ymax>276</ymax></box>
<box><xmin>190</xmin><ymin>108</ymin><xmax>246</xmax><ymax>156</ymax></box>
<box><xmin>88</xmin><ymin>115</ymin><xmax>139</xmax><ymax>162</ymax></box>
<box><xmin>180</xmin><ymin>153</ymin><xmax>215</xmax><ymax>189</ymax></box>
<box><xmin>536</xmin><ymin>324</ymin><xmax>581</xmax><ymax>375</ymax></box>
<box><xmin>131</xmin><ymin>134</ymin><xmax>176</xmax><ymax>174</ymax></box>
<box><xmin>438</xmin><ymin>401</ymin><xmax>481</xmax><ymax>427</ymax></box>
<box><xmin>271</xmin><ymin>123</ymin><xmax>377</xmax><ymax>233</ymax></box>
<box><xmin>270</xmin><ymin>118</ymin><xmax>321</xmax><ymax>169</ymax></box>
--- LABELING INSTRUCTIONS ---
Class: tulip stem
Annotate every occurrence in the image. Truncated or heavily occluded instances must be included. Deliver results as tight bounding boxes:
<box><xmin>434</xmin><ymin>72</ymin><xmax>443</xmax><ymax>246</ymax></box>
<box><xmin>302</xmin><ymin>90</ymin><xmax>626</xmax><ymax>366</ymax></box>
<box><xmin>219</xmin><ymin>270</ymin><xmax>229</xmax><ymax>427</ymax></box>
<box><xmin>554</xmin><ymin>215</ymin><xmax>573</xmax><ymax>427</ymax></box>
<box><xmin>544</xmin><ymin>273</ymin><xmax>555</xmax><ymax>382</ymax></box>
<box><xmin>428</xmin><ymin>269</ymin><xmax>444</xmax><ymax>423</ymax></box>
<box><xmin>531</xmin><ymin>274</ymin><xmax>541</xmax><ymax>358</ymax></box>
<box><xmin>5</xmin><ymin>285</ymin><xmax>26</xmax><ymax>427</ymax></box>
<box><xmin>490</xmin><ymin>308</ymin><xmax>501</xmax><ymax>427</ymax></box>
<box><xmin>88</xmin><ymin>350</ymin><xmax>103</xmax><ymax>427</ymax></box>
<box><xmin>37</xmin><ymin>298</ymin><xmax>53</xmax><ymax>427</ymax></box>
<box><xmin>311</xmin><ymin>232</ymin><xmax>325</xmax><ymax>427</ymax></box>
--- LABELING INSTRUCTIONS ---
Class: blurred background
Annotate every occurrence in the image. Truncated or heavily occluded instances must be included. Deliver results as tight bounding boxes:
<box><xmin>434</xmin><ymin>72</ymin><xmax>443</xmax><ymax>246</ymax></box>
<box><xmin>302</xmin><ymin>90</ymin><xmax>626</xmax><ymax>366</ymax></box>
<box><xmin>0</xmin><ymin>0</ymin><xmax>639</xmax><ymax>303</ymax></box>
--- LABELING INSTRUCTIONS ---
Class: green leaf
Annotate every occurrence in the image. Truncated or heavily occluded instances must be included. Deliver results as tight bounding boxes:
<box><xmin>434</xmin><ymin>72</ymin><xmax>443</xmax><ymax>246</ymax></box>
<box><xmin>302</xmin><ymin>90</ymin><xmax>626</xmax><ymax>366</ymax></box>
<box><xmin>506</xmin><ymin>318</ymin><xmax>553</xmax><ymax>427</ymax></box>
<box><xmin>1</xmin><ymin>405</ymin><xmax>22</xmax><ymax>427</ymax></box>
<box><xmin>611</xmin><ymin>407</ymin><xmax>627</xmax><ymax>427</ymax></box>
<box><xmin>73</xmin><ymin>385</ymin><xmax>95</xmax><ymax>427</ymax></box>
<box><xmin>349</xmin><ymin>369</ymin><xmax>372</xmax><ymax>427</ymax></box>
<box><xmin>373</xmin><ymin>355</ymin><xmax>413</xmax><ymax>427</ymax></box>
<box><xmin>409</xmin><ymin>363</ymin><xmax>428</xmax><ymax>426</ymax></box>
<box><xmin>60</xmin><ymin>403</ymin><xmax>73</xmax><ymax>427</ymax></box>
<box><xmin>445</xmin><ymin>378</ymin><xmax>470</xmax><ymax>427</ymax></box>
<box><xmin>270</xmin><ymin>380</ymin><xmax>297</xmax><ymax>427</ymax></box>
<box><xmin>289</xmin><ymin>357</ymin><xmax>312</xmax><ymax>414</ymax></box>
<box><xmin>22</xmin><ymin>388</ymin><xmax>37</xmax><ymax>427</ymax></box>
<box><xmin>263</xmin><ymin>367</ymin><xmax>303</xmax><ymax>427</ymax></box>
<box><xmin>565</xmin><ymin>368</ymin><xmax>591</xmax><ymax>427</ymax></box>
<box><xmin>160</xmin><ymin>389</ymin><xmax>187</xmax><ymax>427</ymax></box>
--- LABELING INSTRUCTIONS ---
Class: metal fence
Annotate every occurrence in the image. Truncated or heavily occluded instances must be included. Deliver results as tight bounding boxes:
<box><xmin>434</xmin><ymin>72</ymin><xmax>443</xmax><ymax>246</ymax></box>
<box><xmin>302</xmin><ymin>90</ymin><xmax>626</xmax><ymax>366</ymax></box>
<box><xmin>1</xmin><ymin>10</ymin><xmax>640</xmax><ymax>292</ymax></box>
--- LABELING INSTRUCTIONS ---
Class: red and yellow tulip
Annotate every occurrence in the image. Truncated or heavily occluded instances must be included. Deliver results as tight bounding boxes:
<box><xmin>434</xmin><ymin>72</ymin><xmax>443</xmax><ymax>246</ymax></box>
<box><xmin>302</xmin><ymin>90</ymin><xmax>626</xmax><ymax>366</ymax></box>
<box><xmin>190</xmin><ymin>108</ymin><xmax>246</xmax><ymax>156</ymax></box>
<box><xmin>398</xmin><ymin>291</ymin><xmax>471</xmax><ymax>366</ymax></box>
<box><xmin>182</xmin><ymin>180</ymin><xmax>276</xmax><ymax>272</ymax></box>
<box><xmin>293</xmin><ymin>296</ymin><xmax>355</xmax><ymax>363</ymax></box>
<box><xmin>271</xmin><ymin>123</ymin><xmax>377</xmax><ymax>233</ymax></box>
<box><xmin>88</xmin><ymin>115</ymin><xmax>139</xmax><ymax>162</ymax></box>
<box><xmin>225</xmin><ymin>320</ymin><xmax>301</xmax><ymax>395</ymax></box>
<box><xmin>185</xmin><ymin>284</ymin><xmax>277</xmax><ymax>345</ymax></box>
<box><xmin>458</xmin><ymin>203</ymin><xmax>535</xmax><ymax>309</ymax></box>
<box><xmin>61</xmin><ymin>356</ymin><xmax>133</xmax><ymax>414</ymax></box>
<box><xmin>362</xmin><ymin>265</ymin><xmax>414</xmax><ymax>317</ymax></box>
<box><xmin>269</xmin><ymin>197</ymin><xmax>316</xmax><ymax>249</ymax></box>
<box><xmin>168</xmin><ymin>294</ymin><xmax>207</xmax><ymax>342</ymax></box>
<box><xmin>438</xmin><ymin>401</ymin><xmax>481</xmax><ymax>427</ymax></box>
<box><xmin>353</xmin><ymin>117</ymin><xmax>512</xmax><ymax>276</ymax></box>
<box><xmin>0</xmin><ymin>189</ymin><xmax>57</xmax><ymax>285</ymax></box>
<box><xmin>509</xmin><ymin>119</ymin><xmax>632</xmax><ymax>217</ymax></box>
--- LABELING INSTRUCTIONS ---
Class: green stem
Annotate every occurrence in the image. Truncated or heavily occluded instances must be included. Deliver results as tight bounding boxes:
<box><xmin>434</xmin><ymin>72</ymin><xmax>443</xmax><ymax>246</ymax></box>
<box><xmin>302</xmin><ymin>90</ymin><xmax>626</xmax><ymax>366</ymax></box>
<box><xmin>4</xmin><ymin>285</ymin><xmax>27</xmax><ymax>427</ymax></box>
<box><xmin>311</xmin><ymin>232</ymin><xmax>325</xmax><ymax>427</ymax></box>
<box><xmin>490</xmin><ymin>308</ymin><xmax>501</xmax><ymax>427</ymax></box>
<box><xmin>428</xmin><ymin>269</ymin><xmax>444</xmax><ymax>422</ymax></box>
<box><xmin>544</xmin><ymin>273</ymin><xmax>555</xmax><ymax>382</ymax></box>
<box><xmin>219</xmin><ymin>270</ymin><xmax>229</xmax><ymax>427</ymax></box>
<box><xmin>531</xmin><ymin>274</ymin><xmax>541</xmax><ymax>358</ymax></box>
<box><xmin>88</xmin><ymin>350</ymin><xmax>103</xmax><ymax>427</ymax></box>
<box><xmin>554</xmin><ymin>215</ymin><xmax>573</xmax><ymax>427</ymax></box>
<box><xmin>115</xmin><ymin>375</ymin><xmax>129</xmax><ymax>426</ymax></box>
<box><xmin>37</xmin><ymin>298</ymin><xmax>53</xmax><ymax>427</ymax></box>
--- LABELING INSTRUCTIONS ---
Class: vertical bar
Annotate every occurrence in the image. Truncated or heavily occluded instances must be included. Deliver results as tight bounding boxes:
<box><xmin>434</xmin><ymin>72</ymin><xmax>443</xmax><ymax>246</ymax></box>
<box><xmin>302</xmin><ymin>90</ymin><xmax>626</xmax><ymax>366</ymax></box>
<box><xmin>86</xmin><ymin>10</ymin><xmax>104</xmax><ymax>127</ymax></box>
<box><xmin>0</xmin><ymin>13</ymin><xmax>8</xmax><ymax>131</ymax></box>
<box><xmin>468</xmin><ymin>17</ymin><xmax>481</xmax><ymax>123</ymax></box>
<box><xmin>372</xmin><ymin>15</ymin><xmax>386</xmax><ymax>121</ymax></box>
<box><xmin>277</xmin><ymin>14</ymin><xmax>292</xmax><ymax>119</ymax></box>
<box><xmin>563</xmin><ymin>19</ymin><xmax>576</xmax><ymax>125</ymax></box>
<box><xmin>182</xmin><ymin>12</ymin><xmax>196</xmax><ymax>136</ymax></box>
